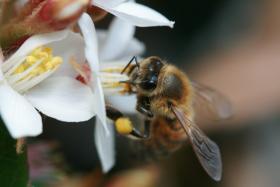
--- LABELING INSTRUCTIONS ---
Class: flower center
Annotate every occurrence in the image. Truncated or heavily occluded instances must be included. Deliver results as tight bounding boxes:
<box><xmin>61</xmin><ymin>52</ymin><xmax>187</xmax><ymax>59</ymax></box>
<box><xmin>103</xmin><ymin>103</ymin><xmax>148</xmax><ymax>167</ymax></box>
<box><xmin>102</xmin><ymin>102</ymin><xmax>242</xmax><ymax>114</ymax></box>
<box><xmin>4</xmin><ymin>46</ymin><xmax>62</xmax><ymax>93</ymax></box>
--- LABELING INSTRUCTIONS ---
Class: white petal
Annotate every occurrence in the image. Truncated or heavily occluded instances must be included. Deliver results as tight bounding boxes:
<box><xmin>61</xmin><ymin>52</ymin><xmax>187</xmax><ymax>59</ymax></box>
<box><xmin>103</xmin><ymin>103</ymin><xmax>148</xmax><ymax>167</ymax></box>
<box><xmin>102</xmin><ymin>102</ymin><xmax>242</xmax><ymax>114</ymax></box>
<box><xmin>95</xmin><ymin>119</ymin><xmax>115</xmax><ymax>172</ymax></box>
<box><xmin>93</xmin><ymin>78</ymin><xmax>115</xmax><ymax>172</ymax></box>
<box><xmin>25</xmin><ymin>77</ymin><xmax>95</xmax><ymax>122</ymax></box>
<box><xmin>78</xmin><ymin>13</ymin><xmax>100</xmax><ymax>72</ymax></box>
<box><xmin>0</xmin><ymin>83</ymin><xmax>42</xmax><ymax>138</ymax></box>
<box><xmin>94</xmin><ymin>1</ymin><xmax>174</xmax><ymax>27</ymax></box>
<box><xmin>3</xmin><ymin>30</ymin><xmax>69</xmax><ymax>72</ymax></box>
<box><xmin>50</xmin><ymin>31</ymin><xmax>86</xmax><ymax>77</ymax></box>
<box><xmin>106</xmin><ymin>94</ymin><xmax>137</xmax><ymax>114</ymax></box>
<box><xmin>79</xmin><ymin>13</ymin><xmax>114</xmax><ymax>169</ymax></box>
<box><xmin>100</xmin><ymin>18</ymin><xmax>135</xmax><ymax>61</ymax></box>
<box><xmin>94</xmin><ymin>0</ymin><xmax>126</xmax><ymax>8</ymax></box>
<box><xmin>97</xmin><ymin>30</ymin><xmax>145</xmax><ymax>61</ymax></box>
<box><xmin>92</xmin><ymin>79</ymin><xmax>109</xmax><ymax>133</ymax></box>
<box><xmin>118</xmin><ymin>38</ymin><xmax>145</xmax><ymax>60</ymax></box>
<box><xmin>78</xmin><ymin>13</ymin><xmax>109</xmax><ymax>134</ymax></box>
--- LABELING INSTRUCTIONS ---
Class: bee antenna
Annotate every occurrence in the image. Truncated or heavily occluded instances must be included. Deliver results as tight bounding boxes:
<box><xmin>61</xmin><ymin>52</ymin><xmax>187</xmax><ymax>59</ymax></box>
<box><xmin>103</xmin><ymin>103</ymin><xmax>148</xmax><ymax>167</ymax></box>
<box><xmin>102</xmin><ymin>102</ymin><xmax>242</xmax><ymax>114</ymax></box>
<box><xmin>121</xmin><ymin>56</ymin><xmax>139</xmax><ymax>74</ymax></box>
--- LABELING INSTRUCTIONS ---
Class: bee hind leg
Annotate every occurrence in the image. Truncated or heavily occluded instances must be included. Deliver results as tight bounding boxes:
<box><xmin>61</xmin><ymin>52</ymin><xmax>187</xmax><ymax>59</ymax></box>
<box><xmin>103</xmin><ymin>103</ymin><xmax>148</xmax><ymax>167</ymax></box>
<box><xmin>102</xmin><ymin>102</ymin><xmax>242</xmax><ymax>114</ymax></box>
<box><xmin>130</xmin><ymin>119</ymin><xmax>151</xmax><ymax>140</ymax></box>
<box><xmin>106</xmin><ymin>105</ymin><xmax>124</xmax><ymax>121</ymax></box>
<box><xmin>106</xmin><ymin>105</ymin><xmax>151</xmax><ymax>140</ymax></box>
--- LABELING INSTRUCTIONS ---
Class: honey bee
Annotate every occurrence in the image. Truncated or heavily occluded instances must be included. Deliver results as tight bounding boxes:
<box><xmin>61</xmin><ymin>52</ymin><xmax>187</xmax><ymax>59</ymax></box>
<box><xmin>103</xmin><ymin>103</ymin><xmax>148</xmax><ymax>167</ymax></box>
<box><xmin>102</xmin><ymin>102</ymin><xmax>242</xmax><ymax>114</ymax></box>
<box><xmin>106</xmin><ymin>56</ymin><xmax>232</xmax><ymax>181</ymax></box>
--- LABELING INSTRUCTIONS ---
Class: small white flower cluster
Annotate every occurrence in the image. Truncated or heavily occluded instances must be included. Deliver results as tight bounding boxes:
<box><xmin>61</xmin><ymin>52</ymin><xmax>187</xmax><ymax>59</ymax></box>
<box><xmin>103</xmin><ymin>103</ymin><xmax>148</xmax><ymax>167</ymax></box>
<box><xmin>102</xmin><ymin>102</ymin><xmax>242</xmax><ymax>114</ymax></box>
<box><xmin>0</xmin><ymin>0</ymin><xmax>174</xmax><ymax>172</ymax></box>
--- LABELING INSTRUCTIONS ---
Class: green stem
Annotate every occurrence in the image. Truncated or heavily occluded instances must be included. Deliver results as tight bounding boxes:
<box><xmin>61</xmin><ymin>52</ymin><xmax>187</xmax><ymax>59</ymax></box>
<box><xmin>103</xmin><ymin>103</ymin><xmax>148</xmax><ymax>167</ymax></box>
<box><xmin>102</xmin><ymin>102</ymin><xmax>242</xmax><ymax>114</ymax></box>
<box><xmin>0</xmin><ymin>23</ymin><xmax>30</xmax><ymax>50</ymax></box>
<box><xmin>0</xmin><ymin>121</ymin><xmax>29</xmax><ymax>187</ymax></box>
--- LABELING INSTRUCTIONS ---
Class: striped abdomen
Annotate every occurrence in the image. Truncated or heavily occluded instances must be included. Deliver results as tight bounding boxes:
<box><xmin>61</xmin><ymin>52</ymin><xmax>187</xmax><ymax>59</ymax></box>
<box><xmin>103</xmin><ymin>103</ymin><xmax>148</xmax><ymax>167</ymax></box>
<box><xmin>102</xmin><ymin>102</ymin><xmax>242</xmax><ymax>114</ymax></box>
<box><xmin>140</xmin><ymin>116</ymin><xmax>187</xmax><ymax>159</ymax></box>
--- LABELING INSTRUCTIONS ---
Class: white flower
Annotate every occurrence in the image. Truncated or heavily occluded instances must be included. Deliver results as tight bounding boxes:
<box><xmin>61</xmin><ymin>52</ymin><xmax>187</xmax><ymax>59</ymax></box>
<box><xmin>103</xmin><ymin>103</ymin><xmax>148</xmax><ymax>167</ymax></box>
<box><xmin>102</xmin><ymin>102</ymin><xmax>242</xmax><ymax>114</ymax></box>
<box><xmin>98</xmin><ymin>17</ymin><xmax>145</xmax><ymax>61</ymax></box>
<box><xmin>78</xmin><ymin>14</ymin><xmax>113</xmax><ymax>172</ymax></box>
<box><xmin>77</xmin><ymin>15</ymin><xmax>142</xmax><ymax>172</ymax></box>
<box><xmin>92</xmin><ymin>0</ymin><xmax>175</xmax><ymax>27</ymax></box>
<box><xmin>77</xmin><ymin>1</ymin><xmax>174</xmax><ymax>172</ymax></box>
<box><xmin>0</xmin><ymin>30</ymin><xmax>95</xmax><ymax>138</ymax></box>
<box><xmin>98</xmin><ymin>18</ymin><xmax>142</xmax><ymax>114</ymax></box>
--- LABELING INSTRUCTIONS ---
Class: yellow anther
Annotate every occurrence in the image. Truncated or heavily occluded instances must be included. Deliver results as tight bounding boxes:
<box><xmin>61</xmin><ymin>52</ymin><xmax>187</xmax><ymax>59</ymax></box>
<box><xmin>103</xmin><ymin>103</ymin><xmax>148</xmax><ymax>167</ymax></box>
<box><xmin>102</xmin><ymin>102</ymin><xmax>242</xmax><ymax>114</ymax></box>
<box><xmin>50</xmin><ymin>57</ymin><xmax>63</xmax><ymax>66</ymax></box>
<box><xmin>115</xmin><ymin>117</ymin><xmax>133</xmax><ymax>135</ymax></box>
<box><xmin>42</xmin><ymin>47</ymin><xmax>52</xmax><ymax>54</ymax></box>
<box><xmin>37</xmin><ymin>51</ymin><xmax>49</xmax><ymax>59</ymax></box>
<box><xmin>25</xmin><ymin>56</ymin><xmax>37</xmax><ymax>65</ymax></box>
<box><xmin>37</xmin><ymin>66</ymin><xmax>46</xmax><ymax>74</ymax></box>
<box><xmin>29</xmin><ymin>47</ymin><xmax>43</xmax><ymax>57</ymax></box>
<box><xmin>44</xmin><ymin>62</ymin><xmax>54</xmax><ymax>70</ymax></box>
<box><xmin>13</xmin><ymin>46</ymin><xmax>63</xmax><ymax>79</ymax></box>
<box><xmin>43</xmin><ymin>57</ymin><xmax>62</xmax><ymax>71</ymax></box>
<box><xmin>32</xmin><ymin>47</ymin><xmax>43</xmax><ymax>55</ymax></box>
<box><xmin>14</xmin><ymin>66</ymin><xmax>25</xmax><ymax>74</ymax></box>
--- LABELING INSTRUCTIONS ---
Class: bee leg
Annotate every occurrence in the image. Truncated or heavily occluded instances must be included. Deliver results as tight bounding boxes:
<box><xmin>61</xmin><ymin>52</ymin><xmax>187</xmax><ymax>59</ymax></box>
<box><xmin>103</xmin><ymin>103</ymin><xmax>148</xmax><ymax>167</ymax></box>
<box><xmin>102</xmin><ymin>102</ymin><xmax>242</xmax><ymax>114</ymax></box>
<box><xmin>137</xmin><ymin>105</ymin><xmax>154</xmax><ymax>118</ymax></box>
<box><xmin>130</xmin><ymin>119</ymin><xmax>151</xmax><ymax>140</ymax></box>
<box><xmin>106</xmin><ymin>105</ymin><xmax>124</xmax><ymax>121</ymax></box>
<box><xmin>136</xmin><ymin>96</ymin><xmax>154</xmax><ymax>118</ymax></box>
<box><xmin>106</xmin><ymin>105</ymin><xmax>150</xmax><ymax>139</ymax></box>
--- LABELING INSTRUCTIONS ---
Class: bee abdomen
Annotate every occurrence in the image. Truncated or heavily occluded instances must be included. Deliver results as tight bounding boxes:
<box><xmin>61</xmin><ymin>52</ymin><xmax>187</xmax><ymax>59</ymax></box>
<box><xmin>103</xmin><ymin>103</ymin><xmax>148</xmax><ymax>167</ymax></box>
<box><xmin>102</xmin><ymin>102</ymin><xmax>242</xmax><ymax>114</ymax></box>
<box><xmin>137</xmin><ymin>117</ymin><xmax>187</xmax><ymax>159</ymax></box>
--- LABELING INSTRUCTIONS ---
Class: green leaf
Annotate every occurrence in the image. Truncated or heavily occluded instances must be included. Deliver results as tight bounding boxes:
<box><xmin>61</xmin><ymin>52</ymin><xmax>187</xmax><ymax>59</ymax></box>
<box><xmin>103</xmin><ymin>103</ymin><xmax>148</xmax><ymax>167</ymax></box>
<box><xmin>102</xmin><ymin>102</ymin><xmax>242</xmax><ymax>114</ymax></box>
<box><xmin>0</xmin><ymin>121</ymin><xmax>28</xmax><ymax>187</ymax></box>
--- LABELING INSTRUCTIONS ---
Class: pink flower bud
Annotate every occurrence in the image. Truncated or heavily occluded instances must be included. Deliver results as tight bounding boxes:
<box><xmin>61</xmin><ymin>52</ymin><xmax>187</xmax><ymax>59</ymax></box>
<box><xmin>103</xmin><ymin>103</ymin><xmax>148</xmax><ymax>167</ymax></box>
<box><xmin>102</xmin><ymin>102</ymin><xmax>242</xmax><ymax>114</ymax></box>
<box><xmin>37</xmin><ymin>0</ymin><xmax>90</xmax><ymax>30</ymax></box>
<box><xmin>87</xmin><ymin>5</ymin><xmax>108</xmax><ymax>22</ymax></box>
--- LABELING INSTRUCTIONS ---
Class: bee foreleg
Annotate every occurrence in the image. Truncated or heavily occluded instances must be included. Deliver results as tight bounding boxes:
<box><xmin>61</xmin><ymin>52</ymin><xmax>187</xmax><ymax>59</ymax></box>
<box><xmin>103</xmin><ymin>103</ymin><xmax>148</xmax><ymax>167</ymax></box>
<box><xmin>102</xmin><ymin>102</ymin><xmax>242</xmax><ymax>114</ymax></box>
<box><xmin>136</xmin><ymin>96</ymin><xmax>154</xmax><ymax>118</ymax></box>
<box><xmin>136</xmin><ymin>104</ymin><xmax>154</xmax><ymax>118</ymax></box>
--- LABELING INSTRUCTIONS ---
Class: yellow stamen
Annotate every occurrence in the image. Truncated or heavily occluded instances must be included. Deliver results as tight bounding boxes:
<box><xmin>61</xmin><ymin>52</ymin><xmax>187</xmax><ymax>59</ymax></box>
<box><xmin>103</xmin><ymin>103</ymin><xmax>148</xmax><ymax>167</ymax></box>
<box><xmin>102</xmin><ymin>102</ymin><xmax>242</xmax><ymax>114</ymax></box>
<box><xmin>25</xmin><ymin>56</ymin><xmax>37</xmax><ymax>65</ymax></box>
<box><xmin>102</xmin><ymin>82</ymin><xmax>122</xmax><ymax>88</ymax></box>
<box><xmin>14</xmin><ymin>66</ymin><xmax>25</xmax><ymax>74</ymax></box>
<box><xmin>101</xmin><ymin>67</ymin><xmax>124</xmax><ymax>73</ymax></box>
<box><xmin>13</xmin><ymin>46</ymin><xmax>63</xmax><ymax>79</ymax></box>
<box><xmin>69</xmin><ymin>57</ymin><xmax>88</xmax><ymax>81</ymax></box>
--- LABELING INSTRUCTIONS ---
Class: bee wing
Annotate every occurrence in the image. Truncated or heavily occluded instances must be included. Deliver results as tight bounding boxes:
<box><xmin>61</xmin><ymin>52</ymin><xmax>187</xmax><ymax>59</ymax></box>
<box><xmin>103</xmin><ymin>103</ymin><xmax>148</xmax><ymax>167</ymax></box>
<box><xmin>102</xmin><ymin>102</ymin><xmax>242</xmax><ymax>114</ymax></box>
<box><xmin>171</xmin><ymin>106</ymin><xmax>222</xmax><ymax>181</ymax></box>
<box><xmin>192</xmin><ymin>81</ymin><xmax>233</xmax><ymax>120</ymax></box>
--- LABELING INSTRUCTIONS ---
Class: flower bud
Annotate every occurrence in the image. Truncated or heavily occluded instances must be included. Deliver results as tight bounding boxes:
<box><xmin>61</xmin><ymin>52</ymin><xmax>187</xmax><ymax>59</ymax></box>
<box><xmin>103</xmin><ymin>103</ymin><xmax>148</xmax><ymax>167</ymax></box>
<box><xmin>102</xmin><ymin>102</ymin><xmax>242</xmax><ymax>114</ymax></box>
<box><xmin>0</xmin><ymin>0</ymin><xmax>90</xmax><ymax>51</ymax></box>
<box><xmin>37</xmin><ymin>0</ymin><xmax>90</xmax><ymax>30</ymax></box>
<box><xmin>87</xmin><ymin>5</ymin><xmax>108</xmax><ymax>22</ymax></box>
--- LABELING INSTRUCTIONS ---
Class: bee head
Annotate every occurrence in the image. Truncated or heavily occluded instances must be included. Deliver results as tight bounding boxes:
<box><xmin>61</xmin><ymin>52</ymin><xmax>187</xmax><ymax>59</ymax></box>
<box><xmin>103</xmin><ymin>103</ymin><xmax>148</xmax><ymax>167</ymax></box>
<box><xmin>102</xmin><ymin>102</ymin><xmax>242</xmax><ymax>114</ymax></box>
<box><xmin>138</xmin><ymin>56</ymin><xmax>164</xmax><ymax>92</ymax></box>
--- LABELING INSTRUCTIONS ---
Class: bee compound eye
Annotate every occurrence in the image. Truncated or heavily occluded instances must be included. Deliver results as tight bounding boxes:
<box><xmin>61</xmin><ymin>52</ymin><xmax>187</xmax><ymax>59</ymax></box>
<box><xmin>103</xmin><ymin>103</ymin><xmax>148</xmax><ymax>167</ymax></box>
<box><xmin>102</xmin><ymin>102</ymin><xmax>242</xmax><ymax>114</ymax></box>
<box><xmin>140</xmin><ymin>74</ymin><xmax>158</xmax><ymax>91</ymax></box>
<box><xmin>148</xmin><ymin>60</ymin><xmax>163</xmax><ymax>73</ymax></box>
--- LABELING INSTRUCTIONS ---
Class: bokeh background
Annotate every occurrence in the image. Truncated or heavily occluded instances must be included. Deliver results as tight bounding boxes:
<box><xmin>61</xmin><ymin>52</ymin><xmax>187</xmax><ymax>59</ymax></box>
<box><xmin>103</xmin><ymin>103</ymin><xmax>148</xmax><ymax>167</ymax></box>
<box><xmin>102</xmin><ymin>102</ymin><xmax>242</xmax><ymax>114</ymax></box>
<box><xmin>36</xmin><ymin>0</ymin><xmax>280</xmax><ymax>186</ymax></box>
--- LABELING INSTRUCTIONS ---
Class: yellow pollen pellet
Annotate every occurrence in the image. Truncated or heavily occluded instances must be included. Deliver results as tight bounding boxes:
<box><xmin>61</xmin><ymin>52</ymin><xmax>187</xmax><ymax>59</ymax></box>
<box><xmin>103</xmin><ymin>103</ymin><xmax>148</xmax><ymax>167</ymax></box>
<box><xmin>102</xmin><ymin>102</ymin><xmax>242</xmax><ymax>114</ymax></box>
<box><xmin>115</xmin><ymin>117</ymin><xmax>133</xmax><ymax>135</ymax></box>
